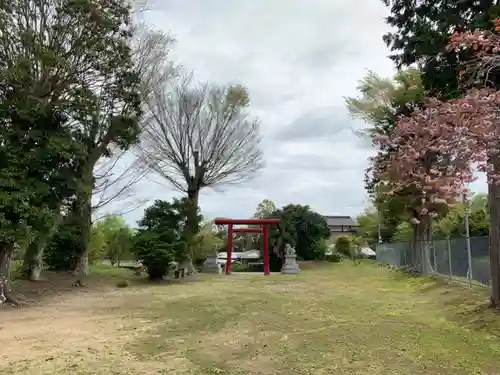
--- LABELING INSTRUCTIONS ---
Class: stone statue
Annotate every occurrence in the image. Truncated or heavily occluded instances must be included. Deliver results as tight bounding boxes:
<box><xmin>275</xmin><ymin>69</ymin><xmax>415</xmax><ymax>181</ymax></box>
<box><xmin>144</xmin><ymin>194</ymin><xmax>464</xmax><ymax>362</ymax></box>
<box><xmin>281</xmin><ymin>243</ymin><xmax>300</xmax><ymax>274</ymax></box>
<box><xmin>202</xmin><ymin>252</ymin><xmax>222</xmax><ymax>274</ymax></box>
<box><xmin>285</xmin><ymin>244</ymin><xmax>296</xmax><ymax>255</ymax></box>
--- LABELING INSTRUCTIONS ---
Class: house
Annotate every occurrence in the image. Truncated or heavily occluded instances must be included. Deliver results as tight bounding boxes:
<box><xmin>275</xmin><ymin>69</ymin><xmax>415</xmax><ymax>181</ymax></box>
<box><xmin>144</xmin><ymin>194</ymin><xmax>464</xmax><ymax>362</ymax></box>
<box><xmin>323</xmin><ymin>215</ymin><xmax>358</xmax><ymax>242</ymax></box>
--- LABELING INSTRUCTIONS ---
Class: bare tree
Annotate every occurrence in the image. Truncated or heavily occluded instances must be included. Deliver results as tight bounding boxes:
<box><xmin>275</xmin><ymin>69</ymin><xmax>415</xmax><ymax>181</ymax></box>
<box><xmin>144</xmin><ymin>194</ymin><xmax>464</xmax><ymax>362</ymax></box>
<box><xmin>91</xmin><ymin>24</ymin><xmax>178</xmax><ymax>219</ymax></box>
<box><xmin>133</xmin><ymin>22</ymin><xmax>178</xmax><ymax>102</ymax></box>
<box><xmin>92</xmin><ymin>148</ymin><xmax>148</xmax><ymax>220</ymax></box>
<box><xmin>138</xmin><ymin>74</ymin><xmax>264</xmax><ymax>209</ymax></box>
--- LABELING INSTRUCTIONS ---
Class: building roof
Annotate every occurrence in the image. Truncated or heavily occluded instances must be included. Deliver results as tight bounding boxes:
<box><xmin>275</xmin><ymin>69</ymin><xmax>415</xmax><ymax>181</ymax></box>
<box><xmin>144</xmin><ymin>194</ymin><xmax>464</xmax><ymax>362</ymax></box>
<box><xmin>323</xmin><ymin>215</ymin><xmax>357</xmax><ymax>227</ymax></box>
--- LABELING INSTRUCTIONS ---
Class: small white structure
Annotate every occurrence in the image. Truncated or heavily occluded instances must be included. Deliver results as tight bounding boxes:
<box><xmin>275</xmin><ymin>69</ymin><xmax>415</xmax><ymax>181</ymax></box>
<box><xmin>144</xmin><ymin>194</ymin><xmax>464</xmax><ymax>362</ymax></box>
<box><xmin>359</xmin><ymin>246</ymin><xmax>376</xmax><ymax>259</ymax></box>
<box><xmin>325</xmin><ymin>244</ymin><xmax>336</xmax><ymax>256</ymax></box>
<box><xmin>216</xmin><ymin>249</ymin><xmax>260</xmax><ymax>265</ymax></box>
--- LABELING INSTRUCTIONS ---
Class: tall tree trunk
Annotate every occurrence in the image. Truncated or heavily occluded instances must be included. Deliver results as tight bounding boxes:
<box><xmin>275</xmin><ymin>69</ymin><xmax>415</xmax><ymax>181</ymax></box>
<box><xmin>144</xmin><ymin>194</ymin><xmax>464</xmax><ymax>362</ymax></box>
<box><xmin>411</xmin><ymin>223</ymin><xmax>418</xmax><ymax>268</ymax></box>
<box><xmin>21</xmin><ymin>240</ymin><xmax>44</xmax><ymax>281</ymax></box>
<box><xmin>0</xmin><ymin>242</ymin><xmax>21</xmax><ymax>306</ymax></box>
<box><xmin>488</xmin><ymin>180</ymin><xmax>500</xmax><ymax>307</ymax></box>
<box><xmin>413</xmin><ymin>216</ymin><xmax>431</xmax><ymax>274</ymax></box>
<box><xmin>187</xmin><ymin>187</ymin><xmax>200</xmax><ymax>216</ymax></box>
<box><xmin>182</xmin><ymin>186</ymin><xmax>200</xmax><ymax>274</ymax></box>
<box><xmin>72</xmin><ymin>163</ymin><xmax>94</xmax><ymax>282</ymax></box>
<box><xmin>21</xmin><ymin>215</ymin><xmax>61</xmax><ymax>281</ymax></box>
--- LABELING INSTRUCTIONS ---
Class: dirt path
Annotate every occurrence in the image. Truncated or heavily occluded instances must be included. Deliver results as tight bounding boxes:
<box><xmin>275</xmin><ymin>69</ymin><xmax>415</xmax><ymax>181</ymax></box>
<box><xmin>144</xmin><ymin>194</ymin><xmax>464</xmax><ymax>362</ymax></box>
<box><xmin>0</xmin><ymin>275</ymin><xmax>220</xmax><ymax>375</ymax></box>
<box><xmin>2</xmin><ymin>264</ymin><xmax>500</xmax><ymax>375</ymax></box>
<box><xmin>0</xmin><ymin>287</ymin><xmax>165</xmax><ymax>375</ymax></box>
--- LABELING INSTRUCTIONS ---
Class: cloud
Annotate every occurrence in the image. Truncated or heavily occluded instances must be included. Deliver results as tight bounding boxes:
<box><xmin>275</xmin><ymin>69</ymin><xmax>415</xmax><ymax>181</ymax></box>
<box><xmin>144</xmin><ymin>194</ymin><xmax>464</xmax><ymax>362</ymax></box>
<box><xmin>102</xmin><ymin>0</ymin><xmax>455</xmax><ymax>226</ymax></box>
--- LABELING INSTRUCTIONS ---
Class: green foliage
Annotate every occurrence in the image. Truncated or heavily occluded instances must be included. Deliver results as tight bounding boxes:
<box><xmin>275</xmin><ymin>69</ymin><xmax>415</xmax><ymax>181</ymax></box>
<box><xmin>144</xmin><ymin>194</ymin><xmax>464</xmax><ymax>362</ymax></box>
<box><xmin>350</xmin><ymin>236</ymin><xmax>365</xmax><ymax>251</ymax></box>
<box><xmin>44</xmin><ymin>218</ymin><xmax>80</xmax><ymax>271</ymax></box>
<box><xmin>311</xmin><ymin>238</ymin><xmax>329</xmax><ymax>260</ymax></box>
<box><xmin>433</xmin><ymin>193</ymin><xmax>489</xmax><ymax>239</ymax></box>
<box><xmin>229</xmin><ymin>261</ymin><xmax>245</xmax><ymax>272</ymax></box>
<box><xmin>0</xmin><ymin>0</ymin><xmax>144</xmax><ymax>282</ymax></box>
<box><xmin>383</xmin><ymin>193</ymin><xmax>490</xmax><ymax>243</ymax></box>
<box><xmin>253</xmin><ymin>199</ymin><xmax>277</xmax><ymax>219</ymax></box>
<box><xmin>48</xmin><ymin>0</ymin><xmax>142</xmax><ymax>272</ymax></box>
<box><xmin>133</xmin><ymin>231</ymin><xmax>174</xmax><ymax>280</ymax></box>
<box><xmin>346</xmin><ymin>69</ymin><xmax>428</xmax><ymax>244</ymax></box>
<box><xmin>93</xmin><ymin>216</ymin><xmax>134</xmax><ymax>265</ymax></box>
<box><xmin>325</xmin><ymin>252</ymin><xmax>344</xmax><ymax>263</ymax></box>
<box><xmin>334</xmin><ymin>236</ymin><xmax>353</xmax><ymax>258</ymax></box>
<box><xmin>191</xmin><ymin>224</ymin><xmax>224</xmax><ymax>263</ymax></box>
<box><xmin>96</xmin><ymin>216</ymin><xmax>128</xmax><ymax>242</ymax></box>
<box><xmin>356</xmin><ymin>207</ymin><xmax>380</xmax><ymax>245</ymax></box>
<box><xmin>382</xmin><ymin>0</ymin><xmax>500</xmax><ymax>99</ymax></box>
<box><xmin>392</xmin><ymin>222</ymin><xmax>413</xmax><ymax>242</ymax></box>
<box><xmin>0</xmin><ymin>108</ymin><xmax>83</xmax><ymax>273</ymax></box>
<box><xmin>88</xmin><ymin>225</ymin><xmax>106</xmax><ymax>264</ymax></box>
<box><xmin>267</xmin><ymin>204</ymin><xmax>330</xmax><ymax>261</ymax></box>
<box><xmin>45</xmin><ymin>215</ymin><xmax>135</xmax><ymax>270</ymax></box>
<box><xmin>132</xmin><ymin>199</ymin><xmax>197</xmax><ymax>280</ymax></box>
<box><xmin>107</xmin><ymin>227</ymin><xmax>135</xmax><ymax>265</ymax></box>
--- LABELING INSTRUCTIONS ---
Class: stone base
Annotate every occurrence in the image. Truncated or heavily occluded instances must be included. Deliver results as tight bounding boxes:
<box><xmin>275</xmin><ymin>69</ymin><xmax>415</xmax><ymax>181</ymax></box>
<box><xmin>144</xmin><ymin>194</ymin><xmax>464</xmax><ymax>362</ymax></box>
<box><xmin>203</xmin><ymin>256</ymin><xmax>222</xmax><ymax>274</ymax></box>
<box><xmin>281</xmin><ymin>255</ymin><xmax>300</xmax><ymax>274</ymax></box>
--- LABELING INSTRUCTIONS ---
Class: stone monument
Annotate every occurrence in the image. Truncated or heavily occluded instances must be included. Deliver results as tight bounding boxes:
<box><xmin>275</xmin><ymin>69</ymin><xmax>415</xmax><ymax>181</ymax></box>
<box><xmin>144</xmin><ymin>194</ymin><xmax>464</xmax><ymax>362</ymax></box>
<box><xmin>203</xmin><ymin>253</ymin><xmax>222</xmax><ymax>274</ymax></box>
<box><xmin>281</xmin><ymin>244</ymin><xmax>300</xmax><ymax>274</ymax></box>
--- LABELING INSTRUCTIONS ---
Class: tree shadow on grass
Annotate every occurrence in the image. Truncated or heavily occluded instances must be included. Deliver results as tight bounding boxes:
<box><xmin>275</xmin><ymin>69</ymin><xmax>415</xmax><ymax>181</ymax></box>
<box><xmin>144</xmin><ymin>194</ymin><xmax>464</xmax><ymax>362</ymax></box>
<box><xmin>386</xmin><ymin>268</ymin><xmax>500</xmax><ymax>337</ymax></box>
<box><xmin>2</xmin><ymin>267</ymin><xmax>208</xmax><ymax>311</ymax></box>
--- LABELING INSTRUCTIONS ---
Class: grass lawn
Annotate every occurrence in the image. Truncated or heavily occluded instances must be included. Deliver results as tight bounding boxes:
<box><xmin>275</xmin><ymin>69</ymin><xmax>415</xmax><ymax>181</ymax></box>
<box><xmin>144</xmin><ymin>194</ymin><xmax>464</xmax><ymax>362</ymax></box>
<box><xmin>1</xmin><ymin>261</ymin><xmax>500</xmax><ymax>374</ymax></box>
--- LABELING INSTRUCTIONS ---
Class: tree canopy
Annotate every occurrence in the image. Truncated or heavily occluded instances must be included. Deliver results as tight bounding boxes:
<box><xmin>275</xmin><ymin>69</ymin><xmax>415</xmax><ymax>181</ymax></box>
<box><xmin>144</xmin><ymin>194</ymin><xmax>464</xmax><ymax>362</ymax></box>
<box><xmin>138</xmin><ymin>75</ymin><xmax>264</xmax><ymax>207</ymax></box>
<box><xmin>381</xmin><ymin>0</ymin><xmax>500</xmax><ymax>98</ymax></box>
<box><xmin>265</xmin><ymin>204</ymin><xmax>330</xmax><ymax>263</ymax></box>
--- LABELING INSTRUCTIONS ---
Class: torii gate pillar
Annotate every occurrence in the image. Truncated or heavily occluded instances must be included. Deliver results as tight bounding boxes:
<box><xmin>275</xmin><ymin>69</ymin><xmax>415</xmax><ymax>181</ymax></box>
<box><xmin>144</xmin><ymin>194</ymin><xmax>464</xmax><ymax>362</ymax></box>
<box><xmin>214</xmin><ymin>218</ymin><xmax>280</xmax><ymax>275</ymax></box>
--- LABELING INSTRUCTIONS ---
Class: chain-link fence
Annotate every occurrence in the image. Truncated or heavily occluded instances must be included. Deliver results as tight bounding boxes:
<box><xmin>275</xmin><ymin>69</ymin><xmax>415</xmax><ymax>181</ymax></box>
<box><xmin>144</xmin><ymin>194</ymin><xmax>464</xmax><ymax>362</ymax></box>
<box><xmin>376</xmin><ymin>236</ymin><xmax>491</xmax><ymax>287</ymax></box>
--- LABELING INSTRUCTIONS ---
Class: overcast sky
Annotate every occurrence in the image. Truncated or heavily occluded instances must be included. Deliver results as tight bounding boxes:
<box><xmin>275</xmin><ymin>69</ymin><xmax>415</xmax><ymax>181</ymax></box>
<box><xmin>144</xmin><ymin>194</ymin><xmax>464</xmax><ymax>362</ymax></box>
<box><xmin>100</xmin><ymin>0</ymin><xmax>487</xmax><ymax>227</ymax></box>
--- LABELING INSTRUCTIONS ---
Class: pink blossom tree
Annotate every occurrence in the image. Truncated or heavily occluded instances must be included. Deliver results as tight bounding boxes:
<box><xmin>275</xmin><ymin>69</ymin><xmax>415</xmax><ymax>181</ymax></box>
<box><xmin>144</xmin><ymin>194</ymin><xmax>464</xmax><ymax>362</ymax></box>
<box><xmin>373</xmin><ymin>20</ymin><xmax>500</xmax><ymax>305</ymax></box>
<box><xmin>373</xmin><ymin>99</ymin><xmax>475</xmax><ymax>273</ymax></box>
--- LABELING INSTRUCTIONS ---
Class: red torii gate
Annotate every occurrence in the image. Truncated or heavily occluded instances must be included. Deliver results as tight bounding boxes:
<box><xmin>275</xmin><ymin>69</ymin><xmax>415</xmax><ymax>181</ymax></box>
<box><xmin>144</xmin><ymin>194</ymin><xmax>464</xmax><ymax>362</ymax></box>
<box><xmin>214</xmin><ymin>218</ymin><xmax>281</xmax><ymax>275</ymax></box>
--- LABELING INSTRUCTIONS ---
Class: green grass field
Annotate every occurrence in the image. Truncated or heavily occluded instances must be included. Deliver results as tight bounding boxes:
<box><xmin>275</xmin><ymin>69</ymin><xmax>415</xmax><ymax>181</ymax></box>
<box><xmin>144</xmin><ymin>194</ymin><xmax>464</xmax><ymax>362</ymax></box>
<box><xmin>1</xmin><ymin>262</ymin><xmax>500</xmax><ymax>374</ymax></box>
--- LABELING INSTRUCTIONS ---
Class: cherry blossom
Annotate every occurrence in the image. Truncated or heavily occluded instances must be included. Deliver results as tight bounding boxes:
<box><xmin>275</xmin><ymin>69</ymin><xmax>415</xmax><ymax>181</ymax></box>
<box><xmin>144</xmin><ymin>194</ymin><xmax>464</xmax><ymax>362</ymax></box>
<box><xmin>371</xmin><ymin>20</ymin><xmax>500</xmax><ymax>217</ymax></box>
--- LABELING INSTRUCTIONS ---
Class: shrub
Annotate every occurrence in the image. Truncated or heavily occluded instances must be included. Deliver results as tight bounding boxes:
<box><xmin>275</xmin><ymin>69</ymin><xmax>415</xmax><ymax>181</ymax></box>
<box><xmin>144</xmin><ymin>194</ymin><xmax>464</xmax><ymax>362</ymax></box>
<box><xmin>266</xmin><ymin>204</ymin><xmax>330</xmax><ymax>261</ymax></box>
<box><xmin>132</xmin><ymin>199</ymin><xmax>197</xmax><ymax>280</ymax></box>
<box><xmin>132</xmin><ymin>231</ymin><xmax>175</xmax><ymax>280</ymax></box>
<box><xmin>325</xmin><ymin>252</ymin><xmax>343</xmax><ymax>263</ymax></box>
<box><xmin>44</xmin><ymin>224</ymin><xmax>80</xmax><ymax>270</ymax></box>
<box><xmin>334</xmin><ymin>236</ymin><xmax>352</xmax><ymax>257</ymax></box>
<box><xmin>116</xmin><ymin>279</ymin><xmax>129</xmax><ymax>288</ymax></box>
<box><xmin>88</xmin><ymin>226</ymin><xmax>106</xmax><ymax>264</ymax></box>
<box><xmin>230</xmin><ymin>261</ymin><xmax>245</xmax><ymax>272</ymax></box>
<box><xmin>311</xmin><ymin>238</ymin><xmax>328</xmax><ymax>260</ymax></box>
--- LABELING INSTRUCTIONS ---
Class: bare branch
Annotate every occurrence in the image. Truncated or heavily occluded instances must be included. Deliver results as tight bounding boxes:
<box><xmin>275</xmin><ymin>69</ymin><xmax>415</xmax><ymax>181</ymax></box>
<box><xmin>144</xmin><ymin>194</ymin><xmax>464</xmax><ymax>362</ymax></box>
<box><xmin>137</xmin><ymin>73</ymin><xmax>264</xmax><ymax>195</ymax></box>
<box><xmin>131</xmin><ymin>22</ymin><xmax>179</xmax><ymax>103</ymax></box>
<box><xmin>92</xmin><ymin>148</ymin><xmax>149</xmax><ymax>211</ymax></box>
<box><xmin>90</xmin><ymin>22</ymin><xmax>178</xmax><ymax>214</ymax></box>
<box><xmin>92</xmin><ymin>200</ymin><xmax>145</xmax><ymax>223</ymax></box>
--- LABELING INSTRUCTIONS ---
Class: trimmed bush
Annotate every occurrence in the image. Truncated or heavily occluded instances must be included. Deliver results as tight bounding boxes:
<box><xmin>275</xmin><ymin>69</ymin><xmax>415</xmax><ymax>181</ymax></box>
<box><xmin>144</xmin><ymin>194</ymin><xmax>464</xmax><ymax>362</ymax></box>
<box><xmin>133</xmin><ymin>231</ymin><xmax>175</xmax><ymax>280</ymax></box>
<box><xmin>325</xmin><ymin>252</ymin><xmax>343</xmax><ymax>263</ymax></box>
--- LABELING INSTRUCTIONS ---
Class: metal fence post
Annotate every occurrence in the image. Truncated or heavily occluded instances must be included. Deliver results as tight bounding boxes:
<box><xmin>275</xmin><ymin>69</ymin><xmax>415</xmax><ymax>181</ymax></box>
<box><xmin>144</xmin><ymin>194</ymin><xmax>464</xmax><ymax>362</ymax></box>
<box><xmin>447</xmin><ymin>237</ymin><xmax>452</xmax><ymax>281</ymax></box>
<box><xmin>432</xmin><ymin>241</ymin><xmax>437</xmax><ymax>273</ymax></box>
<box><xmin>463</xmin><ymin>193</ymin><xmax>473</xmax><ymax>287</ymax></box>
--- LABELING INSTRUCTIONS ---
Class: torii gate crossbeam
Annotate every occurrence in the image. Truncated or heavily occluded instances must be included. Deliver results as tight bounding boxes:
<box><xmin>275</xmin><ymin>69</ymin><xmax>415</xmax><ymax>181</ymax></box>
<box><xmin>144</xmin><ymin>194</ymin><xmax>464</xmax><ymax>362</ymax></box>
<box><xmin>214</xmin><ymin>218</ymin><xmax>280</xmax><ymax>275</ymax></box>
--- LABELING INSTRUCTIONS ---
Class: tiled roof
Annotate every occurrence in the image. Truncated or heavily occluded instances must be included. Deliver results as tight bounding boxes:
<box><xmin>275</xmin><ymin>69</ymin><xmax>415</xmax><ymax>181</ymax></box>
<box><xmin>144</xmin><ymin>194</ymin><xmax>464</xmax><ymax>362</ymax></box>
<box><xmin>323</xmin><ymin>215</ymin><xmax>357</xmax><ymax>227</ymax></box>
